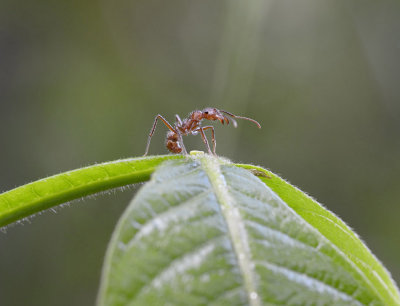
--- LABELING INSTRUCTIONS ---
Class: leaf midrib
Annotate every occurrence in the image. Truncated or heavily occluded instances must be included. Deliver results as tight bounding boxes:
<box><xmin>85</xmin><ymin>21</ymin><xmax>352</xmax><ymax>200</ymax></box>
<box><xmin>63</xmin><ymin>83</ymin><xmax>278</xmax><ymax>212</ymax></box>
<box><xmin>198</xmin><ymin>155</ymin><xmax>261</xmax><ymax>306</ymax></box>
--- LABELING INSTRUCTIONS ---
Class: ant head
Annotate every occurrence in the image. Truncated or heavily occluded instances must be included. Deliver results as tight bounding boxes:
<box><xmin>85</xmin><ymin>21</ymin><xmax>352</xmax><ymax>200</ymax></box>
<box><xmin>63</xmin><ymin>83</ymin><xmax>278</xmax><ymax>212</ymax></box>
<box><xmin>202</xmin><ymin>108</ymin><xmax>229</xmax><ymax>124</ymax></box>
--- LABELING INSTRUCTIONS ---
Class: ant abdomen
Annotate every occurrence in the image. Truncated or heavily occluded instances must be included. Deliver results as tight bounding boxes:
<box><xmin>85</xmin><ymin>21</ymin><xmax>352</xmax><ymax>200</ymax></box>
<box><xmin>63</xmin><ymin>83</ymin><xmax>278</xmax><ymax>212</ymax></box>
<box><xmin>166</xmin><ymin>131</ymin><xmax>182</xmax><ymax>153</ymax></box>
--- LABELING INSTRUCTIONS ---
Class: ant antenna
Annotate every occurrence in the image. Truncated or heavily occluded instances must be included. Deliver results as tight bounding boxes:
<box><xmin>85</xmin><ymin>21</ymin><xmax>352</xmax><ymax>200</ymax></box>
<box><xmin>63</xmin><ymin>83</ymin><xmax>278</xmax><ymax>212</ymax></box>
<box><xmin>220</xmin><ymin>110</ymin><xmax>261</xmax><ymax>129</ymax></box>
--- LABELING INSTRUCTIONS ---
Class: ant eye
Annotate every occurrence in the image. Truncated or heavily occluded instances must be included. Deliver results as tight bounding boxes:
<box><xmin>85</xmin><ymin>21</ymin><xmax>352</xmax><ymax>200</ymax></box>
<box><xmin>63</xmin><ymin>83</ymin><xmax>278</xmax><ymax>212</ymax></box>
<box><xmin>204</xmin><ymin>111</ymin><xmax>208</xmax><ymax>114</ymax></box>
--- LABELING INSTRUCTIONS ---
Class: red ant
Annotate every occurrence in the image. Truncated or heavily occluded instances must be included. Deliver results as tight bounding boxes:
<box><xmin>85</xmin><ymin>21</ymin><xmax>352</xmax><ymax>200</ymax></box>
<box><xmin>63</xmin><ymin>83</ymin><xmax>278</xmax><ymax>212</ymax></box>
<box><xmin>144</xmin><ymin>107</ymin><xmax>261</xmax><ymax>156</ymax></box>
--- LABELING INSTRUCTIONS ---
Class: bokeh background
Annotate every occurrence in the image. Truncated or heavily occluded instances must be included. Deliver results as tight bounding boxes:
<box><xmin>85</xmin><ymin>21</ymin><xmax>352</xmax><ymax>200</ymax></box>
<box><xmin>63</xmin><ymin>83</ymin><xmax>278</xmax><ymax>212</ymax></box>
<box><xmin>1</xmin><ymin>0</ymin><xmax>399</xmax><ymax>305</ymax></box>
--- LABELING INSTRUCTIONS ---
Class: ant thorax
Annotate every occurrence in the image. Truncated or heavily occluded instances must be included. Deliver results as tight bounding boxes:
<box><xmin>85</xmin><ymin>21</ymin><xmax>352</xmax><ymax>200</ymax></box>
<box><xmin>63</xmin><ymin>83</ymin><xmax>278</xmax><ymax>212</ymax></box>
<box><xmin>190</xmin><ymin>110</ymin><xmax>203</xmax><ymax>121</ymax></box>
<box><xmin>179</xmin><ymin>116</ymin><xmax>201</xmax><ymax>134</ymax></box>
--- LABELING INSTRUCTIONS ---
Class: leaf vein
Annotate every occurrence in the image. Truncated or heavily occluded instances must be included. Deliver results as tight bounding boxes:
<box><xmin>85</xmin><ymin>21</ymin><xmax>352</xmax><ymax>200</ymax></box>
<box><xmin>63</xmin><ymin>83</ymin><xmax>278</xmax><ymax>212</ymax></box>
<box><xmin>132</xmin><ymin>235</ymin><xmax>226</xmax><ymax>301</ymax></box>
<box><xmin>256</xmin><ymin>260</ymin><xmax>365</xmax><ymax>305</ymax></box>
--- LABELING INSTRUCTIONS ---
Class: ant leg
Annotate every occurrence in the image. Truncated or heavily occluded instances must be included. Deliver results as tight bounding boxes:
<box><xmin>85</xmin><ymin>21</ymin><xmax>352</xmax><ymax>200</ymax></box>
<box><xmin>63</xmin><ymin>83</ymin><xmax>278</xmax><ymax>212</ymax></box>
<box><xmin>176</xmin><ymin>129</ymin><xmax>188</xmax><ymax>155</ymax></box>
<box><xmin>174</xmin><ymin>115</ymin><xmax>188</xmax><ymax>154</ymax></box>
<box><xmin>202</xmin><ymin>126</ymin><xmax>216</xmax><ymax>155</ymax></box>
<box><xmin>144</xmin><ymin>114</ymin><xmax>176</xmax><ymax>156</ymax></box>
<box><xmin>196</xmin><ymin>127</ymin><xmax>213</xmax><ymax>155</ymax></box>
<box><xmin>175</xmin><ymin>114</ymin><xmax>183</xmax><ymax>126</ymax></box>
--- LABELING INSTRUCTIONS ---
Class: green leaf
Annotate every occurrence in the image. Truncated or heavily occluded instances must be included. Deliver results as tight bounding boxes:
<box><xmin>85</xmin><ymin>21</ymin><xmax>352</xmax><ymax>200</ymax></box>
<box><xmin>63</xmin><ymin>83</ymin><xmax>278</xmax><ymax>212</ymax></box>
<box><xmin>98</xmin><ymin>154</ymin><xmax>400</xmax><ymax>306</ymax></box>
<box><xmin>0</xmin><ymin>155</ymin><xmax>184</xmax><ymax>228</ymax></box>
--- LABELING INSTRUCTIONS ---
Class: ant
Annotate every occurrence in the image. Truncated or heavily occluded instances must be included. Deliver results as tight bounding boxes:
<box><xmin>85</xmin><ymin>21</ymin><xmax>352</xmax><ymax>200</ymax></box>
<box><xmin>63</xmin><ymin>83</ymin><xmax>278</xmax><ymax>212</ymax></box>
<box><xmin>144</xmin><ymin>107</ymin><xmax>261</xmax><ymax>156</ymax></box>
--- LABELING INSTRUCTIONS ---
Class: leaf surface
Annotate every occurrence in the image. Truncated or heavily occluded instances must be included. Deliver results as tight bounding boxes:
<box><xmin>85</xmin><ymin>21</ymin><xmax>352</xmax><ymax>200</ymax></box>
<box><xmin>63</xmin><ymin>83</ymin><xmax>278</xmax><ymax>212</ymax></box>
<box><xmin>235</xmin><ymin>163</ymin><xmax>400</xmax><ymax>305</ymax></box>
<box><xmin>0</xmin><ymin>155</ymin><xmax>184</xmax><ymax>227</ymax></box>
<box><xmin>99</xmin><ymin>154</ymin><xmax>400</xmax><ymax>305</ymax></box>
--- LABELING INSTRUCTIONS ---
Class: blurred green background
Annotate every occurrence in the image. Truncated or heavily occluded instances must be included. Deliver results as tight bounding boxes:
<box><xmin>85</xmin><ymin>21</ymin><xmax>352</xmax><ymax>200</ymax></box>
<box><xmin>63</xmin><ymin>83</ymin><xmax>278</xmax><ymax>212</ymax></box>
<box><xmin>1</xmin><ymin>0</ymin><xmax>399</xmax><ymax>305</ymax></box>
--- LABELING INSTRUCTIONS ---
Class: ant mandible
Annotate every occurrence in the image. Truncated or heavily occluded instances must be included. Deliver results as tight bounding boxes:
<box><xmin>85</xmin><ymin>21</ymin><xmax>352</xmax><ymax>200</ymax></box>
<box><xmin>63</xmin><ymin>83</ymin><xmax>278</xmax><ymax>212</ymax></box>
<box><xmin>144</xmin><ymin>107</ymin><xmax>261</xmax><ymax>156</ymax></box>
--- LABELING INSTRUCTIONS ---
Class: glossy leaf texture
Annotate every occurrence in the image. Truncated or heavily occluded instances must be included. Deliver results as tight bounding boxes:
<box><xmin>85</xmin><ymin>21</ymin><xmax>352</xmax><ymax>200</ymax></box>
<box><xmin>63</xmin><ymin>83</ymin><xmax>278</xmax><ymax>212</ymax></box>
<box><xmin>98</xmin><ymin>154</ymin><xmax>400</xmax><ymax>306</ymax></box>
<box><xmin>0</xmin><ymin>155</ymin><xmax>184</xmax><ymax>228</ymax></box>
